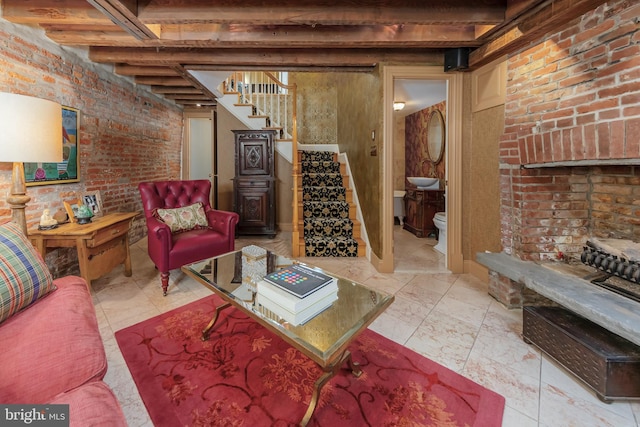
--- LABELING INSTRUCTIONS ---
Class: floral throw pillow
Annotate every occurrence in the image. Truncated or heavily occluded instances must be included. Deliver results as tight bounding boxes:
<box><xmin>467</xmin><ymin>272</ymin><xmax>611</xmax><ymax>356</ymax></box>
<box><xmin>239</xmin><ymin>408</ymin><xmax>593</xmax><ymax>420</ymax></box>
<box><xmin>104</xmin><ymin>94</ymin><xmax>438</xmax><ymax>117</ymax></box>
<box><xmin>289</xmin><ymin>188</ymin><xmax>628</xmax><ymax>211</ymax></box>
<box><xmin>0</xmin><ymin>221</ymin><xmax>55</xmax><ymax>324</ymax></box>
<box><xmin>154</xmin><ymin>202</ymin><xmax>209</xmax><ymax>233</ymax></box>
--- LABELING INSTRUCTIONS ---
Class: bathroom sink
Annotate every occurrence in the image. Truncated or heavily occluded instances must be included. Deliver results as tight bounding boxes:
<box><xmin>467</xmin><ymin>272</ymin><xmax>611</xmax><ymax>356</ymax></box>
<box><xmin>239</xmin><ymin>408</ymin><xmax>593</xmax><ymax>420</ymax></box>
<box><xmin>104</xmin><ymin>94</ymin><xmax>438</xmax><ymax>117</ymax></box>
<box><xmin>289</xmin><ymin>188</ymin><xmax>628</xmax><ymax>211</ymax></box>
<box><xmin>407</xmin><ymin>177</ymin><xmax>439</xmax><ymax>188</ymax></box>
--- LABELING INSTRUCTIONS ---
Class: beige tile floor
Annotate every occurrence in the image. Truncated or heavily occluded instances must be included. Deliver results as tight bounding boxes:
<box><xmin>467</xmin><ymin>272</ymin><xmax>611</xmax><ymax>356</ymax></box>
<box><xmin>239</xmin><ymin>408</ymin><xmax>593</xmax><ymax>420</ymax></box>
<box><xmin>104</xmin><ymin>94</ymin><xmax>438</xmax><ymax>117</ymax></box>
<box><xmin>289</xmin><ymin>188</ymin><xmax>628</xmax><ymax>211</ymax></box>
<box><xmin>93</xmin><ymin>226</ymin><xmax>640</xmax><ymax>427</ymax></box>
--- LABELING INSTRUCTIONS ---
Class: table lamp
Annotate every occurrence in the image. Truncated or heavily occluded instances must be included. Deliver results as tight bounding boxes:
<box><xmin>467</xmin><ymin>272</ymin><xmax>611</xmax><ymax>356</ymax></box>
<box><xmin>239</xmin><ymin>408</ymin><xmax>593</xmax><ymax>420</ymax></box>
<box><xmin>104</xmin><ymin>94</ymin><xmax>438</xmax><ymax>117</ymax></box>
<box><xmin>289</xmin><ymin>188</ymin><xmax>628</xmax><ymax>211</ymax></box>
<box><xmin>0</xmin><ymin>93</ymin><xmax>62</xmax><ymax>235</ymax></box>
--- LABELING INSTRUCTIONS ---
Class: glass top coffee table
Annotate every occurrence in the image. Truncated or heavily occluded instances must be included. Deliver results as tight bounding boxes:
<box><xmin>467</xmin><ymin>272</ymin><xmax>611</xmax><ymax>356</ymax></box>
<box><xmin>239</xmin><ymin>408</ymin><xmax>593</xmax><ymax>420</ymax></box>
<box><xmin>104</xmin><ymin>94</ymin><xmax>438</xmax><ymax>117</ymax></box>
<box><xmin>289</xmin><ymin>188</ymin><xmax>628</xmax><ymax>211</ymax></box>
<box><xmin>181</xmin><ymin>247</ymin><xmax>394</xmax><ymax>426</ymax></box>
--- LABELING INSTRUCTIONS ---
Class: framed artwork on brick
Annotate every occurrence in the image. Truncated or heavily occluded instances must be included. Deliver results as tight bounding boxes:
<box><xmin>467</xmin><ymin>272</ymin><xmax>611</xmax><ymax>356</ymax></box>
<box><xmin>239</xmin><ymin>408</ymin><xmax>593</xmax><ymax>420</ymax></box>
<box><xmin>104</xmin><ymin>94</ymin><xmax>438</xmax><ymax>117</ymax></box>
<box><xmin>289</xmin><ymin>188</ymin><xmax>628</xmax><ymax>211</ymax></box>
<box><xmin>24</xmin><ymin>106</ymin><xmax>80</xmax><ymax>186</ymax></box>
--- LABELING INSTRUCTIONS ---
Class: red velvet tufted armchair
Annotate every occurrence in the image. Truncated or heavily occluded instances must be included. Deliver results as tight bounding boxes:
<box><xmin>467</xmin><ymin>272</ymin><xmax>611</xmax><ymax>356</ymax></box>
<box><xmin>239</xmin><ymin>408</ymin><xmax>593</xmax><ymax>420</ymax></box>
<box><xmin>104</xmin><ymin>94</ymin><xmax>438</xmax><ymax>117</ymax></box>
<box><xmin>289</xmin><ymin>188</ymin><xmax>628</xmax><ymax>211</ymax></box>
<box><xmin>138</xmin><ymin>180</ymin><xmax>239</xmax><ymax>296</ymax></box>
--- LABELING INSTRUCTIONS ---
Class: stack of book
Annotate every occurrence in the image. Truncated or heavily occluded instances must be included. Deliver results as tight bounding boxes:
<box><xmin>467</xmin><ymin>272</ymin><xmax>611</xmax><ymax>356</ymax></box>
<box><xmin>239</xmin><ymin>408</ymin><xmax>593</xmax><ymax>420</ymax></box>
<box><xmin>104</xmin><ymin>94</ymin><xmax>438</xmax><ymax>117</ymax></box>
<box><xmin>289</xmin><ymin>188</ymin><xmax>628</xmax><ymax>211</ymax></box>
<box><xmin>257</xmin><ymin>264</ymin><xmax>338</xmax><ymax>325</ymax></box>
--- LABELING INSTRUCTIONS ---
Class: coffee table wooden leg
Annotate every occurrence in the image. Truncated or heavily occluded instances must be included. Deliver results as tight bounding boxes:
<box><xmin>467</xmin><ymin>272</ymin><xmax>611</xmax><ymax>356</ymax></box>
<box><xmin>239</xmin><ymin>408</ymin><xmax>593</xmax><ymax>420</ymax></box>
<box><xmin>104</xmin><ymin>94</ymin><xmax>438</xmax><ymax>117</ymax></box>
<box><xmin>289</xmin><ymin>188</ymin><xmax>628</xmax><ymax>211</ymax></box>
<box><xmin>201</xmin><ymin>302</ymin><xmax>232</xmax><ymax>341</ymax></box>
<box><xmin>301</xmin><ymin>350</ymin><xmax>362</xmax><ymax>426</ymax></box>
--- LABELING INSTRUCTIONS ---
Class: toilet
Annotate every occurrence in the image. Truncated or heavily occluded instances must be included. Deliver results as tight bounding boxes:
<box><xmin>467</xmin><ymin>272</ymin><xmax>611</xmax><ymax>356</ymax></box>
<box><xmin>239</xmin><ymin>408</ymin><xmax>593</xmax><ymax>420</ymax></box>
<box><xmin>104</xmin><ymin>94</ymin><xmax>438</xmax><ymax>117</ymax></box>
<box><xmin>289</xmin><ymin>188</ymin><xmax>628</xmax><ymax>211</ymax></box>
<box><xmin>433</xmin><ymin>211</ymin><xmax>447</xmax><ymax>255</ymax></box>
<box><xmin>393</xmin><ymin>191</ymin><xmax>406</xmax><ymax>225</ymax></box>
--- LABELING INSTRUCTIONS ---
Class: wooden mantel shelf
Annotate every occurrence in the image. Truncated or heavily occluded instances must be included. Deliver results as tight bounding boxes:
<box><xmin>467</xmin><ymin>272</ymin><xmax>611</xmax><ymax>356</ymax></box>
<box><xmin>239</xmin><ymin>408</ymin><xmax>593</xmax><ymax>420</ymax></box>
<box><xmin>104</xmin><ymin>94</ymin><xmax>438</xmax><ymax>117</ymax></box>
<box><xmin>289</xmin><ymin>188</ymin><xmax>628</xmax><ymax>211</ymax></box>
<box><xmin>477</xmin><ymin>252</ymin><xmax>640</xmax><ymax>347</ymax></box>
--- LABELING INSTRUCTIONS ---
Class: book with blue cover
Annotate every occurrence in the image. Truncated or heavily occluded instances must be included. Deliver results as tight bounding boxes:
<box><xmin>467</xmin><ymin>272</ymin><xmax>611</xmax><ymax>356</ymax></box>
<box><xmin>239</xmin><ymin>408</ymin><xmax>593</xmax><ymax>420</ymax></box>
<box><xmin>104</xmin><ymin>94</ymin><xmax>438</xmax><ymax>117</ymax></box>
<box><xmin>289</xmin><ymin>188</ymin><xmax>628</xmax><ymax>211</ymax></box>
<box><xmin>263</xmin><ymin>264</ymin><xmax>334</xmax><ymax>298</ymax></box>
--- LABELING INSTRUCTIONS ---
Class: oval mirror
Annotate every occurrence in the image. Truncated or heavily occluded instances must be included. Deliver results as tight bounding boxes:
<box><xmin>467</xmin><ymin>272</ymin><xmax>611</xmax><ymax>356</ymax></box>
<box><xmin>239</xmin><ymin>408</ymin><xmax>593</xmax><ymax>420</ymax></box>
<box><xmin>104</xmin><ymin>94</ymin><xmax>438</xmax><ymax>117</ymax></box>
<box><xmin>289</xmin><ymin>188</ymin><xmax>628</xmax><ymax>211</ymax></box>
<box><xmin>426</xmin><ymin>110</ymin><xmax>445</xmax><ymax>163</ymax></box>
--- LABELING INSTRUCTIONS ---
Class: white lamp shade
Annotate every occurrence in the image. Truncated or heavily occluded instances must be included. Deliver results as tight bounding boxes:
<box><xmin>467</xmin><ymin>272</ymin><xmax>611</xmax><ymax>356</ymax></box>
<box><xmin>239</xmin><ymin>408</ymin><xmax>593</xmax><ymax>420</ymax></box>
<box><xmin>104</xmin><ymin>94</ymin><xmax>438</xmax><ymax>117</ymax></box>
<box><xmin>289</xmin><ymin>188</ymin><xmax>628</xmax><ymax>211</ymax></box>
<box><xmin>0</xmin><ymin>93</ymin><xmax>62</xmax><ymax>163</ymax></box>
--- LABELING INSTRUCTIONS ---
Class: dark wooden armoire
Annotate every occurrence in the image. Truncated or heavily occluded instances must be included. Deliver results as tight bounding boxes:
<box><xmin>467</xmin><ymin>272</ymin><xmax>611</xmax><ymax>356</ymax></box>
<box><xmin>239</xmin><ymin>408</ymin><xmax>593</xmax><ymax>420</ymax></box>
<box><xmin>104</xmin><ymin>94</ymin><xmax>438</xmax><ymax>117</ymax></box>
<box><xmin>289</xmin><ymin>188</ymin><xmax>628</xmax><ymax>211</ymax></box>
<box><xmin>232</xmin><ymin>130</ymin><xmax>276</xmax><ymax>237</ymax></box>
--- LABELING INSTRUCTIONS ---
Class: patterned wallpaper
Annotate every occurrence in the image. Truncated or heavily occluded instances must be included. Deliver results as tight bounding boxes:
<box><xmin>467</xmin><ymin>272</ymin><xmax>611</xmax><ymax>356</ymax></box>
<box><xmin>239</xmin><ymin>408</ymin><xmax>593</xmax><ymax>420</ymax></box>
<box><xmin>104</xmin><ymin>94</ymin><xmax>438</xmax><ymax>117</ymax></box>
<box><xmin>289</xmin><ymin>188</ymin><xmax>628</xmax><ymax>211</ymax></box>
<box><xmin>289</xmin><ymin>73</ymin><xmax>337</xmax><ymax>144</ymax></box>
<box><xmin>405</xmin><ymin>100</ymin><xmax>447</xmax><ymax>184</ymax></box>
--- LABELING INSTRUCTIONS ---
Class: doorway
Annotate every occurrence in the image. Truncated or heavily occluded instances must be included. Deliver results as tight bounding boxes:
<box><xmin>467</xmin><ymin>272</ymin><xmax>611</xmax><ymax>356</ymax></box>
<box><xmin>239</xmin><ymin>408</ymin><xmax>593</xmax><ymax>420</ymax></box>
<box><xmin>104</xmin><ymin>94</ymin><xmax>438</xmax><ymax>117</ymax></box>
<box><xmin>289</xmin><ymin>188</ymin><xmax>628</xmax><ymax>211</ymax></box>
<box><xmin>382</xmin><ymin>66</ymin><xmax>464</xmax><ymax>274</ymax></box>
<box><xmin>183</xmin><ymin>110</ymin><xmax>217</xmax><ymax>207</ymax></box>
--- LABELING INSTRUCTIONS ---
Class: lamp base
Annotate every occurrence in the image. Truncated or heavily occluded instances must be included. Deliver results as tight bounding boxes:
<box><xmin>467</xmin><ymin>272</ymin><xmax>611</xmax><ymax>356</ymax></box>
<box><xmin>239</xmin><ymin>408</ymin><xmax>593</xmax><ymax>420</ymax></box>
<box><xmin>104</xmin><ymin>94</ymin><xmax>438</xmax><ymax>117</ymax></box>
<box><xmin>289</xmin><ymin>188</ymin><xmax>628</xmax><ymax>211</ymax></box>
<box><xmin>6</xmin><ymin>162</ymin><xmax>30</xmax><ymax>235</ymax></box>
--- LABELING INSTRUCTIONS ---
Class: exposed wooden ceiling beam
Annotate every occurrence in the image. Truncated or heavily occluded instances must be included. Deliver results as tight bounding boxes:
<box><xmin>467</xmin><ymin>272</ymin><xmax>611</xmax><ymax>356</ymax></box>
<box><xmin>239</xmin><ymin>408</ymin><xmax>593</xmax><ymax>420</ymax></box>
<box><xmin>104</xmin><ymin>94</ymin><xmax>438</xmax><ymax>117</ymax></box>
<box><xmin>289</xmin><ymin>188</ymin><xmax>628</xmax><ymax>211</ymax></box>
<box><xmin>470</xmin><ymin>0</ymin><xmax>610</xmax><ymax>67</ymax></box>
<box><xmin>2</xmin><ymin>0</ymin><xmax>111</xmax><ymax>25</ymax></box>
<box><xmin>134</xmin><ymin>76</ymin><xmax>193</xmax><ymax>86</ymax></box>
<box><xmin>137</xmin><ymin>0</ymin><xmax>506</xmax><ymax>25</ymax></box>
<box><xmin>86</xmin><ymin>0</ymin><xmax>157</xmax><ymax>40</ymax></box>
<box><xmin>151</xmin><ymin>86</ymin><xmax>204</xmax><ymax>94</ymax></box>
<box><xmin>163</xmin><ymin>93</ymin><xmax>210</xmax><ymax>100</ymax></box>
<box><xmin>43</xmin><ymin>25</ymin><xmax>141</xmax><ymax>46</ymax></box>
<box><xmin>114</xmin><ymin>64</ymin><xmax>180</xmax><ymax>76</ymax></box>
<box><xmin>89</xmin><ymin>47</ymin><xmax>443</xmax><ymax>68</ymax></box>
<box><xmin>156</xmin><ymin>24</ymin><xmax>480</xmax><ymax>47</ymax></box>
<box><xmin>43</xmin><ymin>24</ymin><xmax>480</xmax><ymax>48</ymax></box>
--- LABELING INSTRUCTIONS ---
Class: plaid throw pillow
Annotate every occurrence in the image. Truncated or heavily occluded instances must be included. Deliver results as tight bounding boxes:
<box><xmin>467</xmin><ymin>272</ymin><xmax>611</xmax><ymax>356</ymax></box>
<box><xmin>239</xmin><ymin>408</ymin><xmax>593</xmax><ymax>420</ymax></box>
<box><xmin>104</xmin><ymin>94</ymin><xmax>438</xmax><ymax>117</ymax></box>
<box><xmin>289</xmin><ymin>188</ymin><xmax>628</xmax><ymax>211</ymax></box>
<box><xmin>154</xmin><ymin>202</ymin><xmax>209</xmax><ymax>233</ymax></box>
<box><xmin>0</xmin><ymin>221</ymin><xmax>55</xmax><ymax>324</ymax></box>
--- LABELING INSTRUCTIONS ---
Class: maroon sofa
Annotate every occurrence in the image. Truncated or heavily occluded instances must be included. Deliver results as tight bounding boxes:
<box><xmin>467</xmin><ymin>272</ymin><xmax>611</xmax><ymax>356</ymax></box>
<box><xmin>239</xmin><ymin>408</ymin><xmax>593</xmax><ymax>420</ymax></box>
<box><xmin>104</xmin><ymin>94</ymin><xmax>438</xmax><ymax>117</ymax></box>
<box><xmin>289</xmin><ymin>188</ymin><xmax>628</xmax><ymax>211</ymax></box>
<box><xmin>0</xmin><ymin>275</ymin><xmax>127</xmax><ymax>426</ymax></box>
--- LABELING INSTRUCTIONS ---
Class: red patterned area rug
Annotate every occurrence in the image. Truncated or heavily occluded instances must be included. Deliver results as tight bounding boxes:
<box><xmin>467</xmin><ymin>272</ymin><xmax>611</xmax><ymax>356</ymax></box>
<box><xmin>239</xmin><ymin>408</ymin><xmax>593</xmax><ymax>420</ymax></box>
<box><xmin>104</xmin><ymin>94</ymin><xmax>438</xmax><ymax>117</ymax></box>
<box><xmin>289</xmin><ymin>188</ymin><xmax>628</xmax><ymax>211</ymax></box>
<box><xmin>115</xmin><ymin>295</ymin><xmax>505</xmax><ymax>426</ymax></box>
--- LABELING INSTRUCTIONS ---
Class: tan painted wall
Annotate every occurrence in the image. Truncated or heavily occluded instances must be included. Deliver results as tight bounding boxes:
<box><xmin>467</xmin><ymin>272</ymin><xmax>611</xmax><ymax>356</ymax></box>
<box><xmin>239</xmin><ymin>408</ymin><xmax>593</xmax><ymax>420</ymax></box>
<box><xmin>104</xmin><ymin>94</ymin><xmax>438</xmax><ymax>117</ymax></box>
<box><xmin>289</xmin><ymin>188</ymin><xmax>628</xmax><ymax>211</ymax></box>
<box><xmin>462</xmin><ymin>76</ymin><xmax>503</xmax><ymax>262</ymax></box>
<box><xmin>215</xmin><ymin>107</ymin><xmax>243</xmax><ymax>213</ymax></box>
<box><xmin>336</xmin><ymin>70</ymin><xmax>384</xmax><ymax>255</ymax></box>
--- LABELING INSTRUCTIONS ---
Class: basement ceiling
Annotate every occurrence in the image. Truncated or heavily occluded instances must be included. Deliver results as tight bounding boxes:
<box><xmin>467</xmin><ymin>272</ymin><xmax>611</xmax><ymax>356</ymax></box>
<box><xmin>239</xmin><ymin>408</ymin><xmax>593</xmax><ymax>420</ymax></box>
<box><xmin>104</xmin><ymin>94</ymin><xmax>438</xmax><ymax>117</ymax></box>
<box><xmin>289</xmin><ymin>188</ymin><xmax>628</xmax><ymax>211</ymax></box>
<box><xmin>2</xmin><ymin>0</ymin><xmax>609</xmax><ymax>107</ymax></box>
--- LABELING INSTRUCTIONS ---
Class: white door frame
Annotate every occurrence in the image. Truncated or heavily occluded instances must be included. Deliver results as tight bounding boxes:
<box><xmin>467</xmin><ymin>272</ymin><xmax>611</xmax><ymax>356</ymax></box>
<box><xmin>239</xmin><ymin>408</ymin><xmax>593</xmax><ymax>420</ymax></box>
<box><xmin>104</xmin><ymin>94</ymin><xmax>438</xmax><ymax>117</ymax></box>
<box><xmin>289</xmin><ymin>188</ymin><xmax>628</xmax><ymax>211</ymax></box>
<box><xmin>380</xmin><ymin>66</ymin><xmax>464</xmax><ymax>273</ymax></box>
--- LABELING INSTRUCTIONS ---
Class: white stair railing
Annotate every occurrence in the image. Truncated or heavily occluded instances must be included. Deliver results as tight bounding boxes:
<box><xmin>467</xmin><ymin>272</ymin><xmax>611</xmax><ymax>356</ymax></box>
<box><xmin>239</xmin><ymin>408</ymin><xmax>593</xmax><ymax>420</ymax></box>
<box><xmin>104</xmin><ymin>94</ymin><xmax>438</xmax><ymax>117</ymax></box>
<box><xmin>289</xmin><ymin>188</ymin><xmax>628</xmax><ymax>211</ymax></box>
<box><xmin>222</xmin><ymin>72</ymin><xmax>294</xmax><ymax>141</ymax></box>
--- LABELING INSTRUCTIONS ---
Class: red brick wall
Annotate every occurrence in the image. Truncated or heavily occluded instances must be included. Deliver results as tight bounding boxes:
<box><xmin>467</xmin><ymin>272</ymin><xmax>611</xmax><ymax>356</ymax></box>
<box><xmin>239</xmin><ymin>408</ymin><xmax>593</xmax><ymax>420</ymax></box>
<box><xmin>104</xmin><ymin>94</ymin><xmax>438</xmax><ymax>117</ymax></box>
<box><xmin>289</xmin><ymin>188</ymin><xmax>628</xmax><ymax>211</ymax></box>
<box><xmin>500</xmin><ymin>0</ymin><xmax>640</xmax><ymax>261</ymax></box>
<box><xmin>0</xmin><ymin>21</ymin><xmax>183</xmax><ymax>277</ymax></box>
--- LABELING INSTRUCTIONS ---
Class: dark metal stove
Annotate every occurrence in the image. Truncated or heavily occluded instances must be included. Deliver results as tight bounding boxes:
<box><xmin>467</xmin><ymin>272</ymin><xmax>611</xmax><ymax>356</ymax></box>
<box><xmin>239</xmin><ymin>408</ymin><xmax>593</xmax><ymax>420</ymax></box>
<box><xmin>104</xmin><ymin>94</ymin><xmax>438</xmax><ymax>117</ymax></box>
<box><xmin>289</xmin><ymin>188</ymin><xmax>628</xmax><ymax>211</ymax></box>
<box><xmin>581</xmin><ymin>239</ymin><xmax>640</xmax><ymax>303</ymax></box>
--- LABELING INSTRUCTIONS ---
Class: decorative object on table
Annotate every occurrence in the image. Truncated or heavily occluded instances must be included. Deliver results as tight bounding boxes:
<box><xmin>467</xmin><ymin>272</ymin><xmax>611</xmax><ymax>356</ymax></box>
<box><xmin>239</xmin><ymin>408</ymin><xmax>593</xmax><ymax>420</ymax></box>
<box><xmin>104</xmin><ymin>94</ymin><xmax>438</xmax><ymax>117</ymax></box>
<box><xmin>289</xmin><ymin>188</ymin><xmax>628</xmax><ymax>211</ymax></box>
<box><xmin>0</xmin><ymin>93</ymin><xmax>62</xmax><ymax>235</ymax></box>
<box><xmin>82</xmin><ymin>191</ymin><xmax>103</xmax><ymax>217</ymax></box>
<box><xmin>257</xmin><ymin>276</ymin><xmax>338</xmax><ymax>325</ymax></box>
<box><xmin>24</xmin><ymin>105</ymin><xmax>80</xmax><ymax>186</ymax></box>
<box><xmin>258</xmin><ymin>264</ymin><xmax>339</xmax><ymax>325</ymax></box>
<box><xmin>115</xmin><ymin>295</ymin><xmax>506</xmax><ymax>427</ymax></box>
<box><xmin>257</xmin><ymin>285</ymin><xmax>337</xmax><ymax>325</ymax></box>
<box><xmin>38</xmin><ymin>208</ymin><xmax>58</xmax><ymax>230</ymax></box>
<box><xmin>263</xmin><ymin>264</ymin><xmax>334</xmax><ymax>298</ymax></box>
<box><xmin>63</xmin><ymin>199</ymin><xmax>83</xmax><ymax>223</ymax></box>
<box><xmin>53</xmin><ymin>208</ymin><xmax>68</xmax><ymax>224</ymax></box>
<box><xmin>241</xmin><ymin>245</ymin><xmax>267</xmax><ymax>292</ymax></box>
<box><xmin>74</xmin><ymin>204</ymin><xmax>94</xmax><ymax>224</ymax></box>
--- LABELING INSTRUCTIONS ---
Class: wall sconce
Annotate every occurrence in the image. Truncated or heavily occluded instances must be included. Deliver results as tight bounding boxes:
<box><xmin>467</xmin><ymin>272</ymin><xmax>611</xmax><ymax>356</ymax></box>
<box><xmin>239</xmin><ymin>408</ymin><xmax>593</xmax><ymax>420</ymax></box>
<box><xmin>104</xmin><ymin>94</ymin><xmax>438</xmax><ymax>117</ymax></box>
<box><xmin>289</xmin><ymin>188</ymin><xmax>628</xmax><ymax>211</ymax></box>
<box><xmin>0</xmin><ymin>93</ymin><xmax>62</xmax><ymax>235</ymax></box>
<box><xmin>393</xmin><ymin>101</ymin><xmax>405</xmax><ymax>111</ymax></box>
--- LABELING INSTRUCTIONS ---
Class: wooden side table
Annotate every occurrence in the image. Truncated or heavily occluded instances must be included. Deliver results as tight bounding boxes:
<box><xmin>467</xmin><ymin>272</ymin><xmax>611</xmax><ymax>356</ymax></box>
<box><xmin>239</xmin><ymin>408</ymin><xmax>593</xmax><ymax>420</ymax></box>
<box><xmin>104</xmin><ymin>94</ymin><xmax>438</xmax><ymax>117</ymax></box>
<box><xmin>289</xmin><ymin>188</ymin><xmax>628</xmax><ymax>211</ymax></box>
<box><xmin>29</xmin><ymin>212</ymin><xmax>138</xmax><ymax>290</ymax></box>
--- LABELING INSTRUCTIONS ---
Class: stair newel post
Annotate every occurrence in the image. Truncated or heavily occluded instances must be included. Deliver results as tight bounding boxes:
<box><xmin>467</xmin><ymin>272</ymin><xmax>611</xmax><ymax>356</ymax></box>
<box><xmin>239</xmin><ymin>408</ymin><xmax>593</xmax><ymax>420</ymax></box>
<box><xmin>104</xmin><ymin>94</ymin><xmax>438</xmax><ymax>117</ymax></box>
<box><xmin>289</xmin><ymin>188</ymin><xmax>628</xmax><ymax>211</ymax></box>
<box><xmin>291</xmin><ymin>81</ymin><xmax>301</xmax><ymax>257</ymax></box>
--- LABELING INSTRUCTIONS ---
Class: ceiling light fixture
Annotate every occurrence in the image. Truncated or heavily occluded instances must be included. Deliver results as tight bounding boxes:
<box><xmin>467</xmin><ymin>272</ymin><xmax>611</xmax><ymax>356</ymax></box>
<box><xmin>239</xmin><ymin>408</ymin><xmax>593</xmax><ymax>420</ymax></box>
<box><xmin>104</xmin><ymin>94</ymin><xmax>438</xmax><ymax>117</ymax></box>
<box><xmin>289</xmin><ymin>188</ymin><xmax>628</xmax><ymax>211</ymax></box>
<box><xmin>393</xmin><ymin>101</ymin><xmax>405</xmax><ymax>111</ymax></box>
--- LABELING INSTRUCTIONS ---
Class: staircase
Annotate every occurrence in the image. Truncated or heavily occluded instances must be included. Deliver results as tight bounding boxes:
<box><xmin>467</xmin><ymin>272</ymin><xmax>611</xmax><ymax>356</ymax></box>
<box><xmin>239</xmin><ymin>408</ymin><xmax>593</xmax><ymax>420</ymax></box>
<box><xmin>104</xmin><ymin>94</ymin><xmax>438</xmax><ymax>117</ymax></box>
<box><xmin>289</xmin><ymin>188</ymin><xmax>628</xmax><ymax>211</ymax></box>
<box><xmin>296</xmin><ymin>151</ymin><xmax>364</xmax><ymax>257</ymax></box>
<box><xmin>218</xmin><ymin>72</ymin><xmax>366</xmax><ymax>258</ymax></box>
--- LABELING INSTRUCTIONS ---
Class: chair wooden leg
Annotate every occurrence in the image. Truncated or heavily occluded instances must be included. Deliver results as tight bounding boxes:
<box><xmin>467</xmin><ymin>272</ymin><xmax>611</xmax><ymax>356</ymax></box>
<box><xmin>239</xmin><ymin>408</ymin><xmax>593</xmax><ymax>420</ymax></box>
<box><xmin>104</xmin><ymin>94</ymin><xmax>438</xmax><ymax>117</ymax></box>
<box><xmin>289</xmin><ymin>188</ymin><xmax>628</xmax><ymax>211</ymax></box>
<box><xmin>161</xmin><ymin>271</ymin><xmax>170</xmax><ymax>296</ymax></box>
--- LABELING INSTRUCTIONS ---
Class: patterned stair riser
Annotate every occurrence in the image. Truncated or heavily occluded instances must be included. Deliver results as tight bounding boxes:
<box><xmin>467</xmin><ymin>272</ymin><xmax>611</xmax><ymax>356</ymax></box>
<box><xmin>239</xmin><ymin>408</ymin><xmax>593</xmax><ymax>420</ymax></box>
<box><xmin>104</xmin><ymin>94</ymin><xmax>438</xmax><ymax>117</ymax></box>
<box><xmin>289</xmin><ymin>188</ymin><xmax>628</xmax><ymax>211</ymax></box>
<box><xmin>301</xmin><ymin>173</ymin><xmax>343</xmax><ymax>187</ymax></box>
<box><xmin>301</xmin><ymin>151</ymin><xmax>335</xmax><ymax>162</ymax></box>
<box><xmin>304</xmin><ymin>218</ymin><xmax>354</xmax><ymax>238</ymax></box>
<box><xmin>302</xmin><ymin>186</ymin><xmax>346</xmax><ymax>202</ymax></box>
<box><xmin>300</xmin><ymin>150</ymin><xmax>359</xmax><ymax>257</ymax></box>
<box><xmin>303</xmin><ymin>201</ymin><xmax>350</xmax><ymax>219</ymax></box>
<box><xmin>301</xmin><ymin>160</ymin><xmax>341</xmax><ymax>174</ymax></box>
<box><xmin>304</xmin><ymin>236</ymin><xmax>359</xmax><ymax>257</ymax></box>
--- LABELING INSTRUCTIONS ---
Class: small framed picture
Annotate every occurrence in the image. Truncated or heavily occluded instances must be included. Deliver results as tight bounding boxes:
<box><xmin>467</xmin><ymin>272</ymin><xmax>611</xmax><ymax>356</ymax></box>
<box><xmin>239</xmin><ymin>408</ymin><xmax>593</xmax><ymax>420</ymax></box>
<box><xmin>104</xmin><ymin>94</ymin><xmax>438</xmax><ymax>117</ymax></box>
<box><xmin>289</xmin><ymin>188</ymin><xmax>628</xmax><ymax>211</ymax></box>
<box><xmin>82</xmin><ymin>191</ymin><xmax>103</xmax><ymax>217</ymax></box>
<box><xmin>63</xmin><ymin>199</ymin><xmax>83</xmax><ymax>223</ymax></box>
